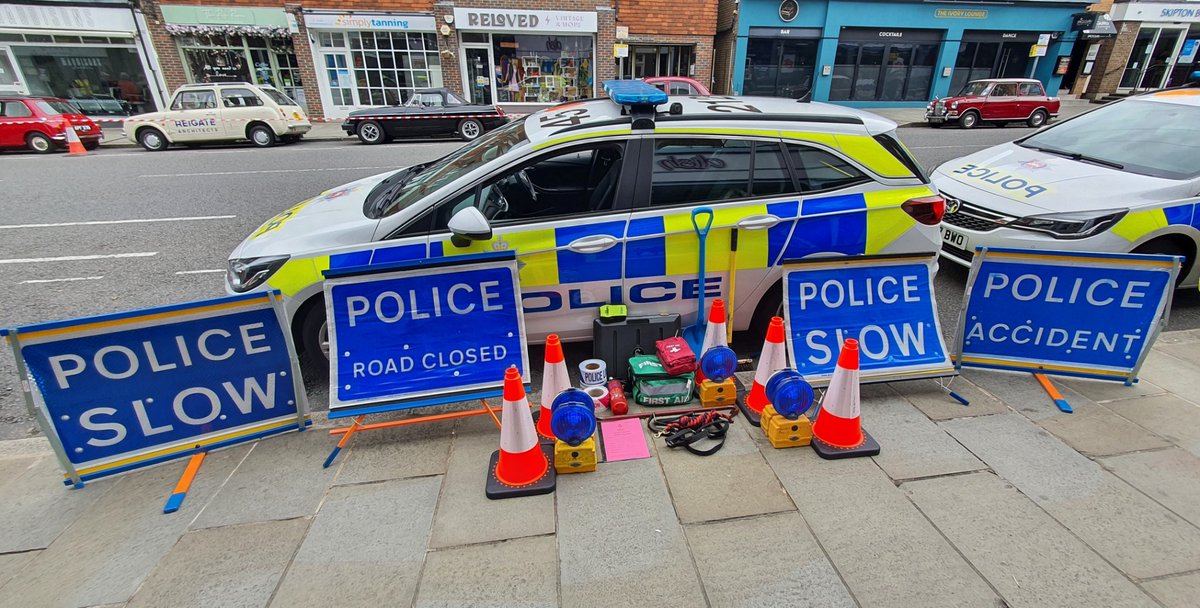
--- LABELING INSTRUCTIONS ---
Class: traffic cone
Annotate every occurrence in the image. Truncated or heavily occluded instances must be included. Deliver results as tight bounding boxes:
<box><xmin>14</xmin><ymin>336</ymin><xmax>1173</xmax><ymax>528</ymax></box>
<box><xmin>486</xmin><ymin>366</ymin><xmax>556</xmax><ymax>499</ymax></box>
<box><xmin>738</xmin><ymin>316</ymin><xmax>787</xmax><ymax>427</ymax></box>
<box><xmin>810</xmin><ymin>339</ymin><xmax>880</xmax><ymax>459</ymax></box>
<box><xmin>64</xmin><ymin>120</ymin><xmax>88</xmax><ymax>156</ymax></box>
<box><xmin>536</xmin><ymin>334</ymin><xmax>569</xmax><ymax>442</ymax></box>
<box><xmin>695</xmin><ymin>299</ymin><xmax>727</xmax><ymax>384</ymax></box>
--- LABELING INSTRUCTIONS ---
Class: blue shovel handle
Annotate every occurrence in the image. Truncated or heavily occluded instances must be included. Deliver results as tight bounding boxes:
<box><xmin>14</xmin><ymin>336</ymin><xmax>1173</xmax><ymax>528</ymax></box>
<box><xmin>691</xmin><ymin>207</ymin><xmax>714</xmax><ymax>237</ymax></box>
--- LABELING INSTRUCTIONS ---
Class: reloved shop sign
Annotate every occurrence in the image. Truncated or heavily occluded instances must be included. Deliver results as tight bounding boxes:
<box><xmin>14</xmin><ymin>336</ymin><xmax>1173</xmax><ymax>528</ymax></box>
<box><xmin>453</xmin><ymin>8</ymin><xmax>597</xmax><ymax>33</ymax></box>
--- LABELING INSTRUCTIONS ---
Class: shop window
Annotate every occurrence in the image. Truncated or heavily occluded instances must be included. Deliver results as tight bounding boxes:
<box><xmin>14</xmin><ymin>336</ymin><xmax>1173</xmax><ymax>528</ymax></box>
<box><xmin>0</xmin><ymin>33</ymin><xmax>22</xmax><ymax>42</ymax></box>
<box><xmin>745</xmin><ymin>38</ymin><xmax>817</xmax><ymax>99</ymax></box>
<box><xmin>24</xmin><ymin>34</ymin><xmax>51</xmax><ymax>43</ymax></box>
<box><xmin>178</xmin><ymin>33</ymin><xmax>302</xmax><ymax>106</ymax></box>
<box><xmin>651</xmin><ymin>138</ymin><xmax>755</xmax><ymax>206</ymax></box>
<box><xmin>11</xmin><ymin>44</ymin><xmax>156</xmax><ymax>115</ymax></box>
<box><xmin>222</xmin><ymin>87</ymin><xmax>262</xmax><ymax>107</ymax></box>
<box><xmin>1</xmin><ymin>101</ymin><xmax>32</xmax><ymax>117</ymax></box>
<box><xmin>829</xmin><ymin>39</ymin><xmax>937</xmax><ymax>102</ymax></box>
<box><xmin>172</xmin><ymin>90</ymin><xmax>216</xmax><ymax>111</ymax></box>
<box><xmin>432</xmin><ymin>142</ymin><xmax>626</xmax><ymax>228</ymax></box>
<box><xmin>491</xmin><ymin>34</ymin><xmax>594</xmax><ymax>104</ymax></box>
<box><xmin>54</xmin><ymin>36</ymin><xmax>82</xmax><ymax>44</ymax></box>
<box><xmin>787</xmin><ymin>144</ymin><xmax>869</xmax><ymax>193</ymax></box>
<box><xmin>348</xmin><ymin>31</ymin><xmax>440</xmax><ymax>106</ymax></box>
<box><xmin>621</xmin><ymin>45</ymin><xmax>695</xmax><ymax>79</ymax></box>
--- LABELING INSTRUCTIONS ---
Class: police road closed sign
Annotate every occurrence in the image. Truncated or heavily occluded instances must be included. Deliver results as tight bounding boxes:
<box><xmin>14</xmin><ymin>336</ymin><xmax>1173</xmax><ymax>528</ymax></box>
<box><xmin>956</xmin><ymin>248</ymin><xmax>1179</xmax><ymax>383</ymax></box>
<box><xmin>3</xmin><ymin>292</ymin><xmax>308</xmax><ymax>485</ymax></box>
<box><xmin>324</xmin><ymin>253</ymin><xmax>529</xmax><ymax>416</ymax></box>
<box><xmin>782</xmin><ymin>254</ymin><xmax>955</xmax><ymax>385</ymax></box>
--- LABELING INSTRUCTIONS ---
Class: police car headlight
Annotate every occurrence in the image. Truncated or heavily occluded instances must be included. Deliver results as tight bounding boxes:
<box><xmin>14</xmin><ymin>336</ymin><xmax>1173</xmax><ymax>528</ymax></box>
<box><xmin>227</xmin><ymin>255</ymin><xmax>289</xmax><ymax>292</ymax></box>
<box><xmin>1009</xmin><ymin>209</ymin><xmax>1128</xmax><ymax>239</ymax></box>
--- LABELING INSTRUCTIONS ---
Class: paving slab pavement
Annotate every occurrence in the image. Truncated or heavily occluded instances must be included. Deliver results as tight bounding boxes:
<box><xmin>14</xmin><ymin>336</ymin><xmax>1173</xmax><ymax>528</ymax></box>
<box><xmin>270</xmin><ymin>476</ymin><xmax>441</xmax><ymax>607</ymax></box>
<box><xmin>904</xmin><ymin>472</ymin><xmax>1158</xmax><ymax>608</ymax></box>
<box><xmin>8</xmin><ymin>330</ymin><xmax>1200</xmax><ymax>605</ymax></box>
<box><xmin>126</xmin><ymin>518</ymin><xmax>310</xmax><ymax>608</ymax></box>
<box><xmin>685</xmin><ymin>512</ymin><xmax>855</xmax><ymax>608</ymax></box>
<box><xmin>941</xmin><ymin>413</ymin><xmax>1200</xmax><ymax>579</ymax></box>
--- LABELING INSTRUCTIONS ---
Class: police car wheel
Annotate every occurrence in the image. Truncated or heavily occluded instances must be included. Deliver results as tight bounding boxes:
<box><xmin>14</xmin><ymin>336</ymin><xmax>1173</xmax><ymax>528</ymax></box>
<box><xmin>1027</xmin><ymin>110</ymin><xmax>1048</xmax><ymax>128</ymax></box>
<box><xmin>299</xmin><ymin>305</ymin><xmax>330</xmax><ymax>364</ymax></box>
<box><xmin>357</xmin><ymin>121</ymin><xmax>387</xmax><ymax>145</ymax></box>
<box><xmin>1133</xmin><ymin>238</ymin><xmax>1191</xmax><ymax>286</ymax></box>
<box><xmin>959</xmin><ymin>111</ymin><xmax>979</xmax><ymax>129</ymax></box>
<box><xmin>458</xmin><ymin>119</ymin><xmax>483</xmax><ymax>141</ymax></box>
<box><xmin>249</xmin><ymin>125</ymin><xmax>276</xmax><ymax>148</ymax></box>
<box><xmin>750</xmin><ymin>281</ymin><xmax>784</xmax><ymax>341</ymax></box>
<box><xmin>138</xmin><ymin>128</ymin><xmax>168</xmax><ymax>151</ymax></box>
<box><xmin>25</xmin><ymin>132</ymin><xmax>54</xmax><ymax>154</ymax></box>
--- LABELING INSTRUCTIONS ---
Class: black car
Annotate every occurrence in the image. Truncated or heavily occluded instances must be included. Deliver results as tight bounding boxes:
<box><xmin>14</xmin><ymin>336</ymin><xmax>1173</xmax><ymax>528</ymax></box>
<box><xmin>341</xmin><ymin>88</ymin><xmax>508</xmax><ymax>144</ymax></box>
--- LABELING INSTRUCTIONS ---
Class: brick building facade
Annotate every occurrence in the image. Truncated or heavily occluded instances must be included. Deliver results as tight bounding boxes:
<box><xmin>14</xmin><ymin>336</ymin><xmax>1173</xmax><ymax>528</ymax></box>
<box><xmin>615</xmin><ymin>0</ymin><xmax>719</xmax><ymax>89</ymax></box>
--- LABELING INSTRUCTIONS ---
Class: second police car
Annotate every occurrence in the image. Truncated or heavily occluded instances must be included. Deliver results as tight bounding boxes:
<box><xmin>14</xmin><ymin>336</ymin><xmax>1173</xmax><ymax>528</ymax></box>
<box><xmin>226</xmin><ymin>80</ymin><xmax>944</xmax><ymax>361</ymax></box>
<box><xmin>934</xmin><ymin>88</ymin><xmax>1200</xmax><ymax>287</ymax></box>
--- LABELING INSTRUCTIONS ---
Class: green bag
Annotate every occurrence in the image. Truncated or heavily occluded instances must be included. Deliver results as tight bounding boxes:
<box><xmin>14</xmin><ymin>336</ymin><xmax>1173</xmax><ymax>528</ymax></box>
<box><xmin>628</xmin><ymin>355</ymin><xmax>695</xmax><ymax>406</ymax></box>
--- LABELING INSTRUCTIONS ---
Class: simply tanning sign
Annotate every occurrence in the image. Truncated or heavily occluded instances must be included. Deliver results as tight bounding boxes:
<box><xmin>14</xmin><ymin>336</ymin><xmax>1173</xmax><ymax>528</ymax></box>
<box><xmin>956</xmin><ymin>248</ymin><xmax>1179</xmax><ymax>383</ymax></box>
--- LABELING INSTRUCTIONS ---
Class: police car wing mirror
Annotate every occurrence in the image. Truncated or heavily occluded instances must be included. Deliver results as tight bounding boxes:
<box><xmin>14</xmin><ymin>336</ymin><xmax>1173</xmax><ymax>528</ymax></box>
<box><xmin>448</xmin><ymin>206</ymin><xmax>493</xmax><ymax>247</ymax></box>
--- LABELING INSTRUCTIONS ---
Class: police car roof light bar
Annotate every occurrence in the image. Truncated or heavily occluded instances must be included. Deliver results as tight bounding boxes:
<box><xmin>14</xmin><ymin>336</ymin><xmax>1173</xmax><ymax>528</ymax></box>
<box><xmin>603</xmin><ymin>79</ymin><xmax>669</xmax><ymax>106</ymax></box>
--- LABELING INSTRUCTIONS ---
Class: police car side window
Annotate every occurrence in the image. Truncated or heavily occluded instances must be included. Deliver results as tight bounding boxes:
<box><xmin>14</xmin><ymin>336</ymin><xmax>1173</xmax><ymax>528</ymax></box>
<box><xmin>221</xmin><ymin>88</ymin><xmax>263</xmax><ymax>108</ymax></box>
<box><xmin>787</xmin><ymin>144</ymin><xmax>869</xmax><ymax>192</ymax></box>
<box><xmin>651</xmin><ymin>138</ymin><xmax>753</xmax><ymax>206</ymax></box>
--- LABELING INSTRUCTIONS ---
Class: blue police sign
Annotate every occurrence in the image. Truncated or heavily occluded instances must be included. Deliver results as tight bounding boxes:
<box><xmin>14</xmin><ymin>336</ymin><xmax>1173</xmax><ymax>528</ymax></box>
<box><xmin>2</xmin><ymin>292</ymin><xmax>308</xmax><ymax>486</ymax></box>
<box><xmin>323</xmin><ymin>252</ymin><xmax>529</xmax><ymax>416</ymax></box>
<box><xmin>956</xmin><ymin>248</ymin><xmax>1179</xmax><ymax>383</ymax></box>
<box><xmin>782</xmin><ymin>254</ymin><xmax>955</xmax><ymax>385</ymax></box>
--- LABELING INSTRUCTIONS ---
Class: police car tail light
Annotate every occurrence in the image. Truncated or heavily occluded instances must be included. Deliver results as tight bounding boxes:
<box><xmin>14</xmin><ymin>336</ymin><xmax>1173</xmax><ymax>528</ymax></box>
<box><xmin>1009</xmin><ymin>209</ymin><xmax>1128</xmax><ymax>239</ymax></box>
<box><xmin>227</xmin><ymin>255</ymin><xmax>289</xmax><ymax>293</ymax></box>
<box><xmin>902</xmin><ymin>196</ymin><xmax>945</xmax><ymax>226</ymax></box>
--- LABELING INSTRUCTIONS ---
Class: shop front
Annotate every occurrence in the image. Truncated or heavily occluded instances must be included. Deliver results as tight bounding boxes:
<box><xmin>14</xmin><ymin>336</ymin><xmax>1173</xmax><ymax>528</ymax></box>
<box><xmin>451</xmin><ymin>7</ymin><xmax>598</xmax><ymax>105</ymax></box>
<box><xmin>303</xmin><ymin>12</ymin><xmax>439</xmax><ymax>117</ymax></box>
<box><xmin>729</xmin><ymin>0</ymin><xmax>1090</xmax><ymax>106</ymax></box>
<box><xmin>618</xmin><ymin>44</ymin><xmax>696</xmax><ymax>80</ymax></box>
<box><xmin>159</xmin><ymin>5</ymin><xmax>304</xmax><ymax>107</ymax></box>
<box><xmin>1110</xmin><ymin>3</ymin><xmax>1200</xmax><ymax>92</ymax></box>
<box><xmin>0</xmin><ymin>1</ymin><xmax>162</xmax><ymax>116</ymax></box>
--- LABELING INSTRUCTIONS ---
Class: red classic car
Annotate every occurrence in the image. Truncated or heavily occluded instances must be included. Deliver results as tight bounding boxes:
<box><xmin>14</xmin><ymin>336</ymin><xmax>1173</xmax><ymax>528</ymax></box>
<box><xmin>926</xmin><ymin>78</ymin><xmax>1060</xmax><ymax>129</ymax></box>
<box><xmin>0</xmin><ymin>96</ymin><xmax>101</xmax><ymax>153</ymax></box>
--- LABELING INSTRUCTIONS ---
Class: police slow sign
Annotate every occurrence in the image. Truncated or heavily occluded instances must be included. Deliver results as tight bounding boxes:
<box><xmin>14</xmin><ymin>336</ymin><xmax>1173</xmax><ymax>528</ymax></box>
<box><xmin>324</xmin><ymin>252</ymin><xmax>529</xmax><ymax>416</ymax></box>
<box><xmin>3</xmin><ymin>292</ymin><xmax>308</xmax><ymax>485</ymax></box>
<box><xmin>956</xmin><ymin>248</ymin><xmax>1179</xmax><ymax>383</ymax></box>
<box><xmin>782</xmin><ymin>254</ymin><xmax>956</xmax><ymax>385</ymax></box>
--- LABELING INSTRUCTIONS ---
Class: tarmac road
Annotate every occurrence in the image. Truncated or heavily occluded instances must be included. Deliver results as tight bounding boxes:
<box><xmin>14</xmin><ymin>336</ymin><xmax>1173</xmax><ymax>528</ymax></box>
<box><xmin>0</xmin><ymin>125</ymin><xmax>1196</xmax><ymax>439</ymax></box>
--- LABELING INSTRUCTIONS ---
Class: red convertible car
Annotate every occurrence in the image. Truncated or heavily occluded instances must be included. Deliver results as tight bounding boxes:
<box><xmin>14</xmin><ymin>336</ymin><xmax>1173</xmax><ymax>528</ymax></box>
<box><xmin>926</xmin><ymin>78</ymin><xmax>1060</xmax><ymax>129</ymax></box>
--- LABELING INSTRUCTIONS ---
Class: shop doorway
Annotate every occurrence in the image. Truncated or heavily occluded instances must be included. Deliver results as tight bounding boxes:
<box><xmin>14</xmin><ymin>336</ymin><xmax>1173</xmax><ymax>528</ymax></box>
<box><xmin>1120</xmin><ymin>26</ymin><xmax>1187</xmax><ymax>91</ymax></box>
<box><xmin>320</xmin><ymin>52</ymin><xmax>354</xmax><ymax>108</ymax></box>
<box><xmin>461</xmin><ymin>44</ymin><xmax>494</xmax><ymax>105</ymax></box>
<box><xmin>0</xmin><ymin>46</ymin><xmax>26</xmax><ymax>94</ymax></box>
<box><xmin>951</xmin><ymin>36</ymin><xmax>1035</xmax><ymax>95</ymax></box>
<box><xmin>743</xmin><ymin>38</ymin><xmax>817</xmax><ymax>99</ymax></box>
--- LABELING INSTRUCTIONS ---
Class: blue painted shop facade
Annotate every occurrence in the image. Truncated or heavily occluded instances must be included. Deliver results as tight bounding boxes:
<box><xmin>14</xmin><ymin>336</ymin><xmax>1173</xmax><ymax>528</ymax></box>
<box><xmin>731</xmin><ymin>0</ymin><xmax>1092</xmax><ymax>107</ymax></box>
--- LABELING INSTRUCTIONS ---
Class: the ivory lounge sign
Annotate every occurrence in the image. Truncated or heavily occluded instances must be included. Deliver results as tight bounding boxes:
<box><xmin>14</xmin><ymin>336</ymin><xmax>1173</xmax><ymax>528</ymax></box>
<box><xmin>452</xmin><ymin>8</ymin><xmax>598</xmax><ymax>33</ymax></box>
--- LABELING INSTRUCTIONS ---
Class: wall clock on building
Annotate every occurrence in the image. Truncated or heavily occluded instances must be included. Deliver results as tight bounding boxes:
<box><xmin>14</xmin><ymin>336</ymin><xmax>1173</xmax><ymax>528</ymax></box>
<box><xmin>779</xmin><ymin>0</ymin><xmax>799</xmax><ymax>22</ymax></box>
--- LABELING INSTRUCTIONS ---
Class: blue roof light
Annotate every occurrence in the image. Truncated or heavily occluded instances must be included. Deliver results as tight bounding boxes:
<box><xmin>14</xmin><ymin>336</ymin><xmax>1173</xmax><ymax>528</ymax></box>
<box><xmin>603</xmin><ymin>79</ymin><xmax>668</xmax><ymax>106</ymax></box>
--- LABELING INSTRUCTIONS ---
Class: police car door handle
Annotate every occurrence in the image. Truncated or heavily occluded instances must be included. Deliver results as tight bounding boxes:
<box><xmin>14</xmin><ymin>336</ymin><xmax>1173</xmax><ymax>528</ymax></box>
<box><xmin>567</xmin><ymin>234</ymin><xmax>619</xmax><ymax>254</ymax></box>
<box><xmin>737</xmin><ymin>215</ymin><xmax>781</xmax><ymax>230</ymax></box>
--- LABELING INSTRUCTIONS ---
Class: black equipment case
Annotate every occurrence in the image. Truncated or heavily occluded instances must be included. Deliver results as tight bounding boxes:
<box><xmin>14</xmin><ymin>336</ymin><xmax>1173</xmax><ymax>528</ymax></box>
<box><xmin>592</xmin><ymin>313</ymin><xmax>681</xmax><ymax>381</ymax></box>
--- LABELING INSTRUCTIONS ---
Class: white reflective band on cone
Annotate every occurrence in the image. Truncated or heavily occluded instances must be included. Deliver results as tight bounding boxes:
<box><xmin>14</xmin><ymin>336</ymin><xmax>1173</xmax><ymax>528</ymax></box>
<box><xmin>542</xmin><ymin>360</ymin><xmax>571</xmax><ymax>406</ymax></box>
<box><xmin>701</xmin><ymin>319</ymin><xmax>727</xmax><ymax>354</ymax></box>
<box><xmin>754</xmin><ymin>339</ymin><xmax>788</xmax><ymax>386</ymax></box>
<box><xmin>500</xmin><ymin>396</ymin><xmax>539</xmax><ymax>453</ymax></box>
<box><xmin>822</xmin><ymin>364</ymin><xmax>861</xmax><ymax>420</ymax></box>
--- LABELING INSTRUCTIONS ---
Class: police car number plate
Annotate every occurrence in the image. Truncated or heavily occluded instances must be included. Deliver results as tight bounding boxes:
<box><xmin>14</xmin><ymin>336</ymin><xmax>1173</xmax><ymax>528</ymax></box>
<box><xmin>941</xmin><ymin>226</ymin><xmax>968</xmax><ymax>250</ymax></box>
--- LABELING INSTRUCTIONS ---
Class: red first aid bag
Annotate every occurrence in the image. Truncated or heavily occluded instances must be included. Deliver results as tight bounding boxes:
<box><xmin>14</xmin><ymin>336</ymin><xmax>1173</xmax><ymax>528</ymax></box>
<box><xmin>655</xmin><ymin>336</ymin><xmax>697</xmax><ymax>375</ymax></box>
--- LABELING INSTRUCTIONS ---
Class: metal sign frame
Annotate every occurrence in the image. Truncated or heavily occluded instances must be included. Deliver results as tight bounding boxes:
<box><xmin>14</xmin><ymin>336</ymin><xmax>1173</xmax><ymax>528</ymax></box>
<box><xmin>953</xmin><ymin>247</ymin><xmax>1180</xmax><ymax>385</ymax></box>
<box><xmin>1</xmin><ymin>291</ymin><xmax>309</xmax><ymax>487</ymax></box>
<box><xmin>781</xmin><ymin>252</ymin><xmax>957</xmax><ymax>387</ymax></box>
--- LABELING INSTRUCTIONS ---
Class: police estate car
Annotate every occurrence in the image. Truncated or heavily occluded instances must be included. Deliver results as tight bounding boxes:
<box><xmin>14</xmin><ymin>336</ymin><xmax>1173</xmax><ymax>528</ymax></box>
<box><xmin>227</xmin><ymin>81</ymin><xmax>943</xmax><ymax>361</ymax></box>
<box><xmin>934</xmin><ymin>88</ymin><xmax>1200</xmax><ymax>287</ymax></box>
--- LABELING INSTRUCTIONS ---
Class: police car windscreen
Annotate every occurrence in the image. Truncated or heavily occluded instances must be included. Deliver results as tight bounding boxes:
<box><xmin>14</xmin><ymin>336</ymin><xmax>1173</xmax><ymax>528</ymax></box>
<box><xmin>1018</xmin><ymin>99</ymin><xmax>1200</xmax><ymax>180</ymax></box>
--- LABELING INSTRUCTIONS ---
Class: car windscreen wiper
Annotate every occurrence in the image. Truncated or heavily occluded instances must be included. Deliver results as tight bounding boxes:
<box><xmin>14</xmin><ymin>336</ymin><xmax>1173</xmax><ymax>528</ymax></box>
<box><xmin>1021</xmin><ymin>144</ymin><xmax>1125</xmax><ymax>170</ymax></box>
<box><xmin>364</xmin><ymin>163</ymin><xmax>429</xmax><ymax>217</ymax></box>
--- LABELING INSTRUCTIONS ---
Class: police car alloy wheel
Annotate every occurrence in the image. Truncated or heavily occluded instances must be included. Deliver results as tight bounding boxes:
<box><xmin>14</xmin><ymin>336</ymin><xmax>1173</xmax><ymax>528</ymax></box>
<box><xmin>357</xmin><ymin>121</ymin><xmax>386</xmax><ymax>145</ymax></box>
<box><xmin>26</xmin><ymin>132</ymin><xmax>53</xmax><ymax>154</ymax></box>
<box><xmin>138</xmin><ymin>128</ymin><xmax>168</xmax><ymax>151</ymax></box>
<box><xmin>458</xmin><ymin>119</ymin><xmax>483</xmax><ymax>141</ymax></box>
<box><xmin>249</xmin><ymin>125</ymin><xmax>276</xmax><ymax>148</ymax></box>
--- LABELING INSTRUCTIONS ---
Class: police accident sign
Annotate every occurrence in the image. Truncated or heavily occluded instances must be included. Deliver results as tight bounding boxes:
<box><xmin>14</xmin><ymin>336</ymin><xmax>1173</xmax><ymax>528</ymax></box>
<box><xmin>782</xmin><ymin>253</ymin><xmax>955</xmax><ymax>385</ymax></box>
<box><xmin>323</xmin><ymin>252</ymin><xmax>529</xmax><ymax>416</ymax></box>
<box><xmin>2</xmin><ymin>292</ymin><xmax>308</xmax><ymax>485</ymax></box>
<box><xmin>955</xmin><ymin>248</ymin><xmax>1179</xmax><ymax>383</ymax></box>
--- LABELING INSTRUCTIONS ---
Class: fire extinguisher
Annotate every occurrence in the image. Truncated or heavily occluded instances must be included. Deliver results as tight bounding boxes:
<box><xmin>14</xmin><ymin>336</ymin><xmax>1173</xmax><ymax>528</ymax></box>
<box><xmin>607</xmin><ymin>379</ymin><xmax>628</xmax><ymax>416</ymax></box>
